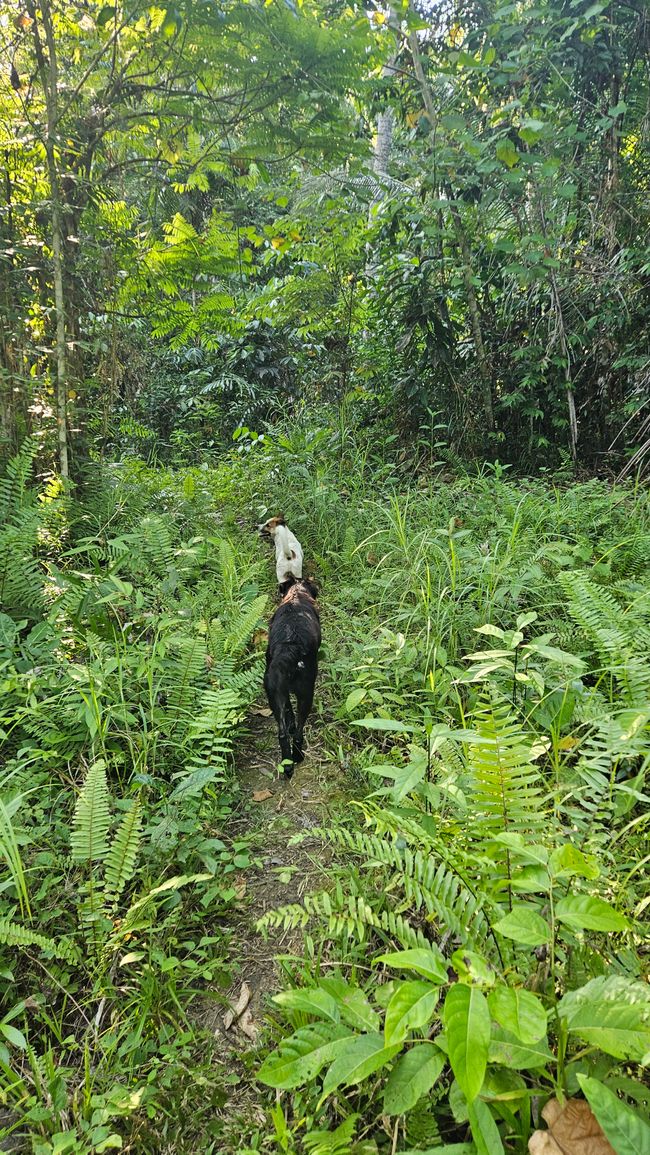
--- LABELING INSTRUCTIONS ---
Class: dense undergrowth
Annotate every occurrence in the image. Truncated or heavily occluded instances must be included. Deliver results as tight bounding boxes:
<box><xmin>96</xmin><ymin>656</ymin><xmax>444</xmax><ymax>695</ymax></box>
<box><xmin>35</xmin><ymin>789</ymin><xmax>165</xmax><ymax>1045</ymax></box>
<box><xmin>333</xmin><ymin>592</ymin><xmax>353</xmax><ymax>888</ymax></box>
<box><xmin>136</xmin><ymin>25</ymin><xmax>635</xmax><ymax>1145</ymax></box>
<box><xmin>1</xmin><ymin>422</ymin><xmax>649</xmax><ymax>1153</ymax></box>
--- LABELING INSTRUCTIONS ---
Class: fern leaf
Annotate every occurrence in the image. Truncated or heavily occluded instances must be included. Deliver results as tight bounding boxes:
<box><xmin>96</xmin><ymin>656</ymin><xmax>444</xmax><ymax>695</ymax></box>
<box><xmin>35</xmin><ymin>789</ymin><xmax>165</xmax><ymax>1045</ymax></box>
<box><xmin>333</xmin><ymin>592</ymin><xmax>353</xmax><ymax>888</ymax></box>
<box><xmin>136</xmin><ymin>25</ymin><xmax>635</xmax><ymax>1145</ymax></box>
<box><xmin>466</xmin><ymin>697</ymin><xmax>545</xmax><ymax>837</ymax></box>
<box><xmin>103</xmin><ymin>799</ymin><xmax>143</xmax><ymax>903</ymax></box>
<box><xmin>70</xmin><ymin>761</ymin><xmax>110</xmax><ymax>864</ymax></box>
<box><xmin>164</xmin><ymin>634</ymin><xmax>209</xmax><ymax>712</ymax></box>
<box><xmin>0</xmin><ymin>918</ymin><xmax>76</xmax><ymax>961</ymax></box>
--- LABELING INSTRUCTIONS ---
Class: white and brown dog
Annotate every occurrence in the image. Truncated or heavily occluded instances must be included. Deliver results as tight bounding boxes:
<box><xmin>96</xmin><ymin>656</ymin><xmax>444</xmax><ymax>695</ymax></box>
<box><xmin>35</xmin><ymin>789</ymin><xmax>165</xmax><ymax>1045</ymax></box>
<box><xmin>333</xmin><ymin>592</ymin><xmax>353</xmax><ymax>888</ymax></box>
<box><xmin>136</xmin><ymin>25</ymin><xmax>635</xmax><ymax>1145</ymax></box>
<box><xmin>259</xmin><ymin>515</ymin><xmax>304</xmax><ymax>589</ymax></box>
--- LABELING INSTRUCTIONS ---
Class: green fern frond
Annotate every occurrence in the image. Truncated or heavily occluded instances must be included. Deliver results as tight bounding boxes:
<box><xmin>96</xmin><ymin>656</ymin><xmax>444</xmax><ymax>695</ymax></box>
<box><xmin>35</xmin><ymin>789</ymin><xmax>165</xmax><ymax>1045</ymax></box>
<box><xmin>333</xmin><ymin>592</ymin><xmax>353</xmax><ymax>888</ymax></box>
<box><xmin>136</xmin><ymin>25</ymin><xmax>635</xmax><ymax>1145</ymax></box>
<box><xmin>139</xmin><ymin>515</ymin><xmax>177</xmax><ymax>576</ymax></box>
<box><xmin>104</xmin><ymin>799</ymin><xmax>143</xmax><ymax>903</ymax></box>
<box><xmin>256</xmin><ymin>885</ymin><xmax>431</xmax><ymax>949</ymax></box>
<box><xmin>206</xmin><ymin>594</ymin><xmax>267</xmax><ymax>661</ymax></box>
<box><xmin>0</xmin><ymin>918</ymin><xmax>76</xmax><ymax>961</ymax></box>
<box><xmin>559</xmin><ymin>571</ymin><xmax>650</xmax><ymax>703</ymax></box>
<box><xmin>224</xmin><ymin>594</ymin><xmax>267</xmax><ymax>657</ymax></box>
<box><xmin>164</xmin><ymin>635</ymin><xmax>209</xmax><ymax>711</ymax></box>
<box><xmin>70</xmin><ymin>761</ymin><xmax>110</xmax><ymax>864</ymax></box>
<box><xmin>0</xmin><ymin>439</ymin><xmax>38</xmax><ymax>519</ymax></box>
<box><xmin>187</xmin><ymin>685</ymin><xmax>243</xmax><ymax>767</ymax></box>
<box><xmin>299</xmin><ymin>817</ymin><xmax>492</xmax><ymax>952</ymax></box>
<box><xmin>466</xmin><ymin>697</ymin><xmax>545</xmax><ymax>838</ymax></box>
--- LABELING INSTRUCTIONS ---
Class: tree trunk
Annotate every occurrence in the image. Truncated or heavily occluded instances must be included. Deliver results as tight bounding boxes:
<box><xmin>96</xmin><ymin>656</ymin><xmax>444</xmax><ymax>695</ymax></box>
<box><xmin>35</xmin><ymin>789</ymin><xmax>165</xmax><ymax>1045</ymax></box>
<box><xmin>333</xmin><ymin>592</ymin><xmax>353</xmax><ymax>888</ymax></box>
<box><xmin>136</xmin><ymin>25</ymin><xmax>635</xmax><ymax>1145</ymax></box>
<box><xmin>27</xmin><ymin>0</ymin><xmax>69</xmax><ymax>478</ymax></box>
<box><xmin>407</xmin><ymin>30</ymin><xmax>494</xmax><ymax>433</ymax></box>
<box><xmin>529</xmin><ymin>175</ymin><xmax>577</xmax><ymax>466</ymax></box>
<box><xmin>49</xmin><ymin>166</ymin><xmax>69</xmax><ymax>477</ymax></box>
<box><xmin>374</xmin><ymin>108</ymin><xmax>394</xmax><ymax>176</ymax></box>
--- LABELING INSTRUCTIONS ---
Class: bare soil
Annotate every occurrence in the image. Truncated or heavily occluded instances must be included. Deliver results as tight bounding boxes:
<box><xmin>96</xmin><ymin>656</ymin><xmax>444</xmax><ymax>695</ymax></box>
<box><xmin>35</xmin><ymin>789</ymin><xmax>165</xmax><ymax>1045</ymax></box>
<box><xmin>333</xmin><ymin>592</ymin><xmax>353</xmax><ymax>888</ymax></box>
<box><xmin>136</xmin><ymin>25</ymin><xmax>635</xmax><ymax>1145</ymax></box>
<box><xmin>198</xmin><ymin>708</ymin><xmax>351</xmax><ymax>1150</ymax></box>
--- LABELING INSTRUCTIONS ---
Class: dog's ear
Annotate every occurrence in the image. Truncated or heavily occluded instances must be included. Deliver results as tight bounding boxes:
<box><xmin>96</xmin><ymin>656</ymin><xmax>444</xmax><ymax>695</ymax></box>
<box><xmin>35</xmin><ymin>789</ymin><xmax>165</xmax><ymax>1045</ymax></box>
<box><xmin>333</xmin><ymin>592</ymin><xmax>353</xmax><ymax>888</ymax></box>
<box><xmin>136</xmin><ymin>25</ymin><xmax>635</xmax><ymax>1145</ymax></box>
<box><xmin>278</xmin><ymin>578</ymin><xmax>295</xmax><ymax>597</ymax></box>
<box><xmin>303</xmin><ymin>578</ymin><xmax>319</xmax><ymax>599</ymax></box>
<box><xmin>277</xmin><ymin>514</ymin><xmax>286</xmax><ymax>525</ymax></box>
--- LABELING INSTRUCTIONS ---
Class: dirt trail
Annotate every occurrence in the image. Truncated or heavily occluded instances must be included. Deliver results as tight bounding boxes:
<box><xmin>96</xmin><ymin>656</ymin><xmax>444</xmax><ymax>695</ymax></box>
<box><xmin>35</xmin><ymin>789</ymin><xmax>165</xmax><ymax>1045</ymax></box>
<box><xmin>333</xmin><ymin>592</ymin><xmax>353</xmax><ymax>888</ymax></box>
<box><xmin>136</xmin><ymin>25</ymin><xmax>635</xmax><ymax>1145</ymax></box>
<box><xmin>203</xmin><ymin>710</ymin><xmax>350</xmax><ymax>1145</ymax></box>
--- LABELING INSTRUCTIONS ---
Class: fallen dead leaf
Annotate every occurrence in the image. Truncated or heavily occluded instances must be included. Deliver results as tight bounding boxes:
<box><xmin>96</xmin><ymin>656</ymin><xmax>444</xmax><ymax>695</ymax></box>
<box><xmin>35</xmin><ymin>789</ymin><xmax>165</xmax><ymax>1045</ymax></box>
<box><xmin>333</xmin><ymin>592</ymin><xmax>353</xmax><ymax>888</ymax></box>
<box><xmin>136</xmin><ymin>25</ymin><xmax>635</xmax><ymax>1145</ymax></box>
<box><xmin>529</xmin><ymin>1098</ymin><xmax>616</xmax><ymax>1155</ymax></box>
<box><xmin>252</xmin><ymin>788</ymin><xmax>273</xmax><ymax>802</ymax></box>
<box><xmin>251</xmin><ymin>706</ymin><xmax>272</xmax><ymax>716</ymax></box>
<box><xmin>233</xmin><ymin>876</ymin><xmax>247</xmax><ymax>900</ymax></box>
<box><xmin>238</xmin><ymin>1007</ymin><xmax>258</xmax><ymax>1041</ymax></box>
<box><xmin>223</xmin><ymin>982</ymin><xmax>252</xmax><ymax>1031</ymax></box>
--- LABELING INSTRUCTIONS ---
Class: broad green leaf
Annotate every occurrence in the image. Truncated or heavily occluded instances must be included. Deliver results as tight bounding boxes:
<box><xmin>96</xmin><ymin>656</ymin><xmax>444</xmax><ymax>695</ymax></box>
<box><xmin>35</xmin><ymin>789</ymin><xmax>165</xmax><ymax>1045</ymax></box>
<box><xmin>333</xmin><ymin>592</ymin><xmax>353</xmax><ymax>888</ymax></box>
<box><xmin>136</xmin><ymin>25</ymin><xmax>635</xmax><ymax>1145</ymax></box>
<box><xmin>496</xmin><ymin>139</ymin><xmax>519</xmax><ymax>168</ymax></box>
<box><xmin>257</xmin><ymin>1024</ymin><xmax>354</xmax><ymax>1089</ymax></box>
<box><xmin>366</xmin><ymin>753</ymin><xmax>428</xmax><ymax>800</ymax></box>
<box><xmin>493</xmin><ymin>907</ymin><xmax>550</xmax><ymax>946</ymax></box>
<box><xmin>345</xmin><ymin>687</ymin><xmax>367</xmax><ymax>712</ymax></box>
<box><xmin>350</xmin><ymin>717</ymin><xmax>414</xmax><ymax>732</ymax></box>
<box><xmin>555</xmin><ymin>895</ymin><xmax>628</xmax><ymax>933</ymax></box>
<box><xmin>319</xmin><ymin>977</ymin><xmax>379</xmax><ymax>1032</ymax></box>
<box><xmin>383</xmin><ymin>1043</ymin><xmax>445</xmax><ymax>1115</ymax></box>
<box><xmin>0</xmin><ymin>1023</ymin><xmax>27</xmax><ymax>1049</ymax></box>
<box><xmin>444</xmin><ymin>985</ymin><xmax>490</xmax><ymax>1103</ymax></box>
<box><xmin>467</xmin><ymin>1097</ymin><xmax>505</xmax><ymax>1155</ymax></box>
<box><xmin>492</xmin><ymin>834</ymin><xmax>548</xmax><ymax>865</ymax></box>
<box><xmin>451</xmin><ymin>950</ymin><xmax>496</xmax><ymax>988</ymax></box>
<box><xmin>488</xmin><ymin>1025</ymin><xmax>552</xmax><ymax>1069</ymax></box>
<box><xmin>321</xmin><ymin>1033</ymin><xmax>401</xmax><ymax>1095</ymax></box>
<box><xmin>272</xmin><ymin>988</ymin><xmax>340</xmax><ymax>1023</ymax></box>
<box><xmin>510</xmin><ymin>866</ymin><xmax>550</xmax><ymax>893</ymax></box>
<box><xmin>548</xmin><ymin>845</ymin><xmax>599</xmax><ymax>880</ymax></box>
<box><xmin>522</xmin><ymin>643</ymin><xmax>585</xmax><ymax>668</ymax></box>
<box><xmin>375</xmin><ymin>946</ymin><xmax>448</xmax><ymax>985</ymax></box>
<box><xmin>487</xmin><ymin>987</ymin><xmax>547</xmax><ymax>1044</ymax></box>
<box><xmin>464</xmin><ymin>649</ymin><xmax>516</xmax><ymax>661</ymax></box>
<box><xmin>384</xmin><ymin>981</ymin><xmax>439</xmax><ymax>1044</ymax></box>
<box><xmin>97</xmin><ymin>5</ymin><xmax>116</xmax><ymax>27</ymax></box>
<box><xmin>401</xmin><ymin>1147</ymin><xmax>475</xmax><ymax>1155</ymax></box>
<box><xmin>577</xmin><ymin>1075</ymin><xmax>650</xmax><ymax>1155</ymax></box>
<box><xmin>474</xmin><ymin>624</ymin><xmax>505</xmax><ymax>639</ymax></box>
<box><xmin>558</xmin><ymin>976</ymin><xmax>650</xmax><ymax>1062</ymax></box>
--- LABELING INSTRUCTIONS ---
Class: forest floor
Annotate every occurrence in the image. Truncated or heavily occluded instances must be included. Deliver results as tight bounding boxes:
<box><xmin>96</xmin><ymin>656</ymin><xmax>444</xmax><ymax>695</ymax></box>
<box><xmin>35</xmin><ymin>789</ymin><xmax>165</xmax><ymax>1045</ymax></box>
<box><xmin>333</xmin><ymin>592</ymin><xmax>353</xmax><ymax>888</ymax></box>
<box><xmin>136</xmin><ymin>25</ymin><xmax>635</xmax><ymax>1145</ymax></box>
<box><xmin>201</xmin><ymin>709</ymin><xmax>351</xmax><ymax>1151</ymax></box>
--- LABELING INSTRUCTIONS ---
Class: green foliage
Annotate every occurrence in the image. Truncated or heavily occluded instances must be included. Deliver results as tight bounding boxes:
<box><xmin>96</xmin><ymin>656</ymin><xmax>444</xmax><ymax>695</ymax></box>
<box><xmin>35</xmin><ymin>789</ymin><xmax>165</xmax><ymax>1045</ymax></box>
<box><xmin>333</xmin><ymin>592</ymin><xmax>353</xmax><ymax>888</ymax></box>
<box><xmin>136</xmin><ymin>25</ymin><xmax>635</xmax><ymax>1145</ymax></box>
<box><xmin>2</xmin><ymin>330</ymin><xmax>650</xmax><ymax>1151</ymax></box>
<box><xmin>250</xmin><ymin>441</ymin><xmax>650</xmax><ymax>1153</ymax></box>
<box><xmin>0</xmin><ymin>450</ymin><xmax>269</xmax><ymax>1150</ymax></box>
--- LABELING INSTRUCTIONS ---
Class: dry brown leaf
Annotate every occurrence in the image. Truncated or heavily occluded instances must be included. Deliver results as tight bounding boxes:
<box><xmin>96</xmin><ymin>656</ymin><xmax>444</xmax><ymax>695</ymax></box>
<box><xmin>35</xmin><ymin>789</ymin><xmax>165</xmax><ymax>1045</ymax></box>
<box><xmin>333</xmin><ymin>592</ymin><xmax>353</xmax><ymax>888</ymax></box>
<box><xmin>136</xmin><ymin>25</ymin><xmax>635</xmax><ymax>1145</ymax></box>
<box><xmin>238</xmin><ymin>1007</ymin><xmax>258</xmax><ymax>1041</ymax></box>
<box><xmin>252</xmin><ymin>788</ymin><xmax>273</xmax><ymax>802</ymax></box>
<box><xmin>251</xmin><ymin>705</ymin><xmax>272</xmax><ymax>716</ymax></box>
<box><xmin>528</xmin><ymin>1098</ymin><xmax>616</xmax><ymax>1155</ymax></box>
<box><xmin>223</xmin><ymin>982</ymin><xmax>252</xmax><ymax>1031</ymax></box>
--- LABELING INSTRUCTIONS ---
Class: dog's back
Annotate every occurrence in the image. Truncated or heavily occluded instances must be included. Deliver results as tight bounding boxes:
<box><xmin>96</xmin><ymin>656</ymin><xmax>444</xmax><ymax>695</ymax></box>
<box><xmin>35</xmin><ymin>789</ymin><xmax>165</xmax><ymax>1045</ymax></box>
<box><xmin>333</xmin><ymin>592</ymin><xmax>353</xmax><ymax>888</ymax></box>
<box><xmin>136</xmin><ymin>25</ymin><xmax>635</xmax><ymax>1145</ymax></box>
<box><xmin>264</xmin><ymin>578</ymin><xmax>320</xmax><ymax>775</ymax></box>
<box><xmin>267</xmin><ymin>580</ymin><xmax>320</xmax><ymax>676</ymax></box>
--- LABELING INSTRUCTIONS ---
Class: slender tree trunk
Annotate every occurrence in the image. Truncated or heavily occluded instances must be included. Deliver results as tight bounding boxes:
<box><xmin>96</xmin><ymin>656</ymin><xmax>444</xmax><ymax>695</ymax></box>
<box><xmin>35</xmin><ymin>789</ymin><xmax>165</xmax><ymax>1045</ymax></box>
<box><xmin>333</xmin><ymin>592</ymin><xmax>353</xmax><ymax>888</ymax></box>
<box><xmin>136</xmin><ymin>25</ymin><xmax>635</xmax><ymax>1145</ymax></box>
<box><xmin>27</xmin><ymin>0</ymin><xmax>69</xmax><ymax>478</ymax></box>
<box><xmin>407</xmin><ymin>31</ymin><xmax>494</xmax><ymax>433</ymax></box>
<box><xmin>49</xmin><ymin>166</ymin><xmax>69</xmax><ymax>477</ymax></box>
<box><xmin>374</xmin><ymin>107</ymin><xmax>394</xmax><ymax>176</ymax></box>
<box><xmin>530</xmin><ymin>176</ymin><xmax>578</xmax><ymax>465</ymax></box>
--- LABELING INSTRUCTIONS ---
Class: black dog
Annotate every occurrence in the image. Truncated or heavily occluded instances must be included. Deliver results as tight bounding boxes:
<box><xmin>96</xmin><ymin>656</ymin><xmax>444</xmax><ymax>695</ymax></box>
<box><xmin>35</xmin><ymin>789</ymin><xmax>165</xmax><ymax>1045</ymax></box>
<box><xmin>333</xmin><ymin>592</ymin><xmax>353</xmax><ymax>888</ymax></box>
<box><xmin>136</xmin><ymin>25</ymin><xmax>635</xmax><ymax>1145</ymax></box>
<box><xmin>264</xmin><ymin>578</ymin><xmax>321</xmax><ymax>778</ymax></box>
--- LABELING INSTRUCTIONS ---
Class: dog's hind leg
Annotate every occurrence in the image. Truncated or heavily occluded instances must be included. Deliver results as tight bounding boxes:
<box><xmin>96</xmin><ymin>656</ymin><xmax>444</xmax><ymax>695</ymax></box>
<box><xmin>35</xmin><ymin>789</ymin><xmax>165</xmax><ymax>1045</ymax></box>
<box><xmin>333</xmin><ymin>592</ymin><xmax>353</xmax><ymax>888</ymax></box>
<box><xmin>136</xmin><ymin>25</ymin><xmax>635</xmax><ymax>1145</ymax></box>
<box><xmin>293</xmin><ymin>678</ymin><xmax>315</xmax><ymax>764</ymax></box>
<box><xmin>265</xmin><ymin>670</ymin><xmax>296</xmax><ymax>775</ymax></box>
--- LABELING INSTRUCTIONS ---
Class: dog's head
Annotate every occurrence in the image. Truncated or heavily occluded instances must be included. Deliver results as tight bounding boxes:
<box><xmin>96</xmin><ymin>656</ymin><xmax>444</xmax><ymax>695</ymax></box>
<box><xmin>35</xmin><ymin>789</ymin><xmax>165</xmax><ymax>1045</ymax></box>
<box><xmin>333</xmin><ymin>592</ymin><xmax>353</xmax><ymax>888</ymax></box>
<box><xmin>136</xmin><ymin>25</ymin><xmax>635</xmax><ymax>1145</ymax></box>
<box><xmin>258</xmin><ymin>514</ymin><xmax>286</xmax><ymax>540</ymax></box>
<box><xmin>299</xmin><ymin>577</ymin><xmax>319</xmax><ymax>600</ymax></box>
<box><xmin>279</xmin><ymin>576</ymin><xmax>319</xmax><ymax>602</ymax></box>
